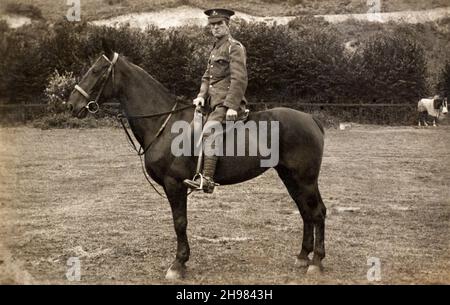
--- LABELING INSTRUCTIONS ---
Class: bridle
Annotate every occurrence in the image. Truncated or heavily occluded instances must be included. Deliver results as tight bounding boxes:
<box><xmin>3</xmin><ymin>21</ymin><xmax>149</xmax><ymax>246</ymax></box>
<box><xmin>74</xmin><ymin>53</ymin><xmax>119</xmax><ymax>116</ymax></box>
<box><xmin>73</xmin><ymin>52</ymin><xmax>195</xmax><ymax>152</ymax></box>
<box><xmin>72</xmin><ymin>52</ymin><xmax>195</xmax><ymax>198</ymax></box>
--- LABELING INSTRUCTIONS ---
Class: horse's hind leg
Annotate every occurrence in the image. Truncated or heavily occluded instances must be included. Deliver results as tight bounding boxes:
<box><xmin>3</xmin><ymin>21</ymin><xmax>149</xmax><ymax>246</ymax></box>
<box><xmin>276</xmin><ymin>167</ymin><xmax>326</xmax><ymax>273</ymax></box>
<box><xmin>164</xmin><ymin>177</ymin><xmax>190</xmax><ymax>280</ymax></box>
<box><xmin>310</xmin><ymin>186</ymin><xmax>326</xmax><ymax>273</ymax></box>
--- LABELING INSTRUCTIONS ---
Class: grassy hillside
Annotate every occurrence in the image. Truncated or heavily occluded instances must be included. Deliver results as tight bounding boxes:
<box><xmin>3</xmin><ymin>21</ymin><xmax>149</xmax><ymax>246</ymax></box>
<box><xmin>1</xmin><ymin>0</ymin><xmax>449</xmax><ymax>21</ymax></box>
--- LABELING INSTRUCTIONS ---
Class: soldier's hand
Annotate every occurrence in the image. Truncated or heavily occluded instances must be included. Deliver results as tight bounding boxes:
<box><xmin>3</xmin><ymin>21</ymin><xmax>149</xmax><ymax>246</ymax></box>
<box><xmin>226</xmin><ymin>108</ymin><xmax>238</xmax><ymax>121</ymax></box>
<box><xmin>193</xmin><ymin>97</ymin><xmax>205</xmax><ymax>107</ymax></box>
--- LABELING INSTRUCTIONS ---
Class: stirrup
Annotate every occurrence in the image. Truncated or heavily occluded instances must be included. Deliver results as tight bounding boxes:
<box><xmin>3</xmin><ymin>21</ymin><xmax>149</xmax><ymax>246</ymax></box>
<box><xmin>183</xmin><ymin>173</ymin><xmax>206</xmax><ymax>191</ymax></box>
<box><xmin>183</xmin><ymin>173</ymin><xmax>218</xmax><ymax>193</ymax></box>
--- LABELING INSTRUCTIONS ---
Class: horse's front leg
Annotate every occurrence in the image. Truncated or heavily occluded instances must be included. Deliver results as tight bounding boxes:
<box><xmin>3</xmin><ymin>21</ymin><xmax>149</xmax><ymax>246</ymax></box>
<box><xmin>164</xmin><ymin>176</ymin><xmax>189</xmax><ymax>280</ymax></box>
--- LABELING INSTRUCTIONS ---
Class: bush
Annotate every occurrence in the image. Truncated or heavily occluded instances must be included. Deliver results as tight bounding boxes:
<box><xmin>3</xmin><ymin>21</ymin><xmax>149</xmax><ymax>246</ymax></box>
<box><xmin>232</xmin><ymin>21</ymin><xmax>293</xmax><ymax>100</ymax></box>
<box><xmin>44</xmin><ymin>70</ymin><xmax>78</xmax><ymax>114</ymax></box>
<box><xmin>348</xmin><ymin>28</ymin><xmax>428</xmax><ymax>102</ymax></box>
<box><xmin>0</xmin><ymin>22</ymin><xmax>54</xmax><ymax>102</ymax></box>
<box><xmin>5</xmin><ymin>2</ymin><xmax>44</xmax><ymax>20</ymax></box>
<box><xmin>437</xmin><ymin>61</ymin><xmax>450</xmax><ymax>99</ymax></box>
<box><xmin>0</xmin><ymin>18</ymin><xmax>433</xmax><ymax>125</ymax></box>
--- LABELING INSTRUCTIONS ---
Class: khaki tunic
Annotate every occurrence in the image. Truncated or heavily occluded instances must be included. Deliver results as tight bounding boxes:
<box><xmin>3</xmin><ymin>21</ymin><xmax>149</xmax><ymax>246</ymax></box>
<box><xmin>197</xmin><ymin>35</ymin><xmax>248</xmax><ymax>113</ymax></box>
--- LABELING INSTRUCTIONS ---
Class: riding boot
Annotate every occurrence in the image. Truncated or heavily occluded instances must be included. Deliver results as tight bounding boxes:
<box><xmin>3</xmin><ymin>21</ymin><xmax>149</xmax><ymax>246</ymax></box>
<box><xmin>183</xmin><ymin>155</ymin><xmax>218</xmax><ymax>193</ymax></box>
<box><xmin>202</xmin><ymin>155</ymin><xmax>218</xmax><ymax>193</ymax></box>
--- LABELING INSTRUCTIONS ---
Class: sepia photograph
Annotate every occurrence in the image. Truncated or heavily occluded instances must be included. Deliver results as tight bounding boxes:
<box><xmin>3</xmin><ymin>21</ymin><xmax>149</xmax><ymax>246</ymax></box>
<box><xmin>0</xmin><ymin>0</ymin><xmax>449</xmax><ymax>288</ymax></box>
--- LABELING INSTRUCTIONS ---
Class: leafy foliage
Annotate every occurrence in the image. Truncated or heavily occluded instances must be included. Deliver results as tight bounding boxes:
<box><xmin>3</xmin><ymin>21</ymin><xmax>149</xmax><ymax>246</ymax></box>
<box><xmin>44</xmin><ymin>70</ymin><xmax>78</xmax><ymax>114</ymax></box>
<box><xmin>437</xmin><ymin>61</ymin><xmax>450</xmax><ymax>99</ymax></box>
<box><xmin>0</xmin><ymin>18</ymin><xmax>431</xmax><ymax>113</ymax></box>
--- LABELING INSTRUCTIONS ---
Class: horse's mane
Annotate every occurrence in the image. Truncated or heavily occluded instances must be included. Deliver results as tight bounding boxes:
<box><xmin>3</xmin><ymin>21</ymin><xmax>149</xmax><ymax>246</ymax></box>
<box><xmin>122</xmin><ymin>55</ymin><xmax>177</xmax><ymax>101</ymax></box>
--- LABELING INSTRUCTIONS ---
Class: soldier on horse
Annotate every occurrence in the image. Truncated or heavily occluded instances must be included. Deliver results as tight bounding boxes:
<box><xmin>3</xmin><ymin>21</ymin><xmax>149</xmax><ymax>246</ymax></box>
<box><xmin>183</xmin><ymin>9</ymin><xmax>248</xmax><ymax>193</ymax></box>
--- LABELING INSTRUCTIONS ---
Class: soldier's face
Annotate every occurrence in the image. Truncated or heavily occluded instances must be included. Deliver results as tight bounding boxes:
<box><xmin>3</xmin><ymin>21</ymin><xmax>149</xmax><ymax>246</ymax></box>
<box><xmin>210</xmin><ymin>20</ymin><xmax>229</xmax><ymax>39</ymax></box>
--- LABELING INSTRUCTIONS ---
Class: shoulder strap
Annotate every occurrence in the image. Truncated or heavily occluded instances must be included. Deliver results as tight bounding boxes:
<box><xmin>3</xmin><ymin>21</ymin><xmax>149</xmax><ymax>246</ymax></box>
<box><xmin>228</xmin><ymin>37</ymin><xmax>244</xmax><ymax>54</ymax></box>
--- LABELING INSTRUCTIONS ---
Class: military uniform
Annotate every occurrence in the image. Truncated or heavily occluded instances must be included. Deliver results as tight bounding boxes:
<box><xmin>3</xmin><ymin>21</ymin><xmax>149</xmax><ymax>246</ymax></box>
<box><xmin>184</xmin><ymin>8</ymin><xmax>248</xmax><ymax>194</ymax></box>
<box><xmin>198</xmin><ymin>34</ymin><xmax>248</xmax><ymax>117</ymax></box>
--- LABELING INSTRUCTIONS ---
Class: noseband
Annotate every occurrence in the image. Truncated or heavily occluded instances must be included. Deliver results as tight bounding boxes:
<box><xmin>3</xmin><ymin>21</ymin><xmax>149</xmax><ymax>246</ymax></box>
<box><xmin>74</xmin><ymin>52</ymin><xmax>119</xmax><ymax>114</ymax></box>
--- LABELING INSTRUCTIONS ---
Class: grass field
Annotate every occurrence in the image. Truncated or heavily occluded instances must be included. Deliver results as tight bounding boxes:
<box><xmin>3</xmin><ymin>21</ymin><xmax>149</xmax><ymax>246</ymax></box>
<box><xmin>0</xmin><ymin>124</ymin><xmax>449</xmax><ymax>284</ymax></box>
<box><xmin>1</xmin><ymin>0</ymin><xmax>449</xmax><ymax>21</ymax></box>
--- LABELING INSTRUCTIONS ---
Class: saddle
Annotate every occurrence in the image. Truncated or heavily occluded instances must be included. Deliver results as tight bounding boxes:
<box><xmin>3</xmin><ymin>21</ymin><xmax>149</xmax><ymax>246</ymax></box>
<box><xmin>237</xmin><ymin>109</ymin><xmax>250</xmax><ymax>122</ymax></box>
<box><xmin>197</xmin><ymin>107</ymin><xmax>250</xmax><ymax>123</ymax></box>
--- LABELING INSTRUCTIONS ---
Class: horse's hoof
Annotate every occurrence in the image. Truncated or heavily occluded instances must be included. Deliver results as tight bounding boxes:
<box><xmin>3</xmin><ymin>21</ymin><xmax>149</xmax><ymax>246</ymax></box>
<box><xmin>306</xmin><ymin>265</ymin><xmax>322</xmax><ymax>275</ymax></box>
<box><xmin>165</xmin><ymin>264</ymin><xmax>185</xmax><ymax>280</ymax></box>
<box><xmin>295</xmin><ymin>258</ymin><xmax>310</xmax><ymax>267</ymax></box>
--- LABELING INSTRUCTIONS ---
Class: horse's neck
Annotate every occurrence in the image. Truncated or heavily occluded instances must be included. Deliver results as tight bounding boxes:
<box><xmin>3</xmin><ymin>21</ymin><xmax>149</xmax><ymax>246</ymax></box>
<box><xmin>117</xmin><ymin>60</ymin><xmax>176</xmax><ymax>145</ymax></box>
<box><xmin>119</xmin><ymin>61</ymin><xmax>173</xmax><ymax>115</ymax></box>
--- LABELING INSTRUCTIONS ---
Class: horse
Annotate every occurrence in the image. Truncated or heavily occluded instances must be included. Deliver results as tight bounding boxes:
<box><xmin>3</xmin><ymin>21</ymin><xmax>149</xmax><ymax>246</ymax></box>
<box><xmin>417</xmin><ymin>96</ymin><xmax>448</xmax><ymax>127</ymax></box>
<box><xmin>66</xmin><ymin>45</ymin><xmax>327</xmax><ymax>280</ymax></box>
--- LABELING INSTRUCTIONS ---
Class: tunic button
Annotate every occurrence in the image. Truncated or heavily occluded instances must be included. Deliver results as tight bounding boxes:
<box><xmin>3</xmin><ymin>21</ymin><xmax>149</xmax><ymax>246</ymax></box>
<box><xmin>209</xmin><ymin>85</ymin><xmax>212</xmax><ymax>87</ymax></box>
<box><xmin>211</xmin><ymin>65</ymin><xmax>213</xmax><ymax>68</ymax></box>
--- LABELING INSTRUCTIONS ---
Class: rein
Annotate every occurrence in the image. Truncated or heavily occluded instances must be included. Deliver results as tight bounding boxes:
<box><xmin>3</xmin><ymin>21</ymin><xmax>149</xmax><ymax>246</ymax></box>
<box><xmin>74</xmin><ymin>53</ymin><xmax>195</xmax><ymax>198</ymax></box>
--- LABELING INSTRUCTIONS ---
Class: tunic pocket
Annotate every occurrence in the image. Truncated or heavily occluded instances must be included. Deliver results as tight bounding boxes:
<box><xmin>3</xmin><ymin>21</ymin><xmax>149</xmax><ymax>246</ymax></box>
<box><xmin>211</xmin><ymin>56</ymin><xmax>229</xmax><ymax>77</ymax></box>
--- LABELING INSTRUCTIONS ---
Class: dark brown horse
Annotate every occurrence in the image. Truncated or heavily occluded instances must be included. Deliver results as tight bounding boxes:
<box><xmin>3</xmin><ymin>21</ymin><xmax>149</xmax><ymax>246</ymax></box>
<box><xmin>67</xmin><ymin>47</ymin><xmax>327</xmax><ymax>280</ymax></box>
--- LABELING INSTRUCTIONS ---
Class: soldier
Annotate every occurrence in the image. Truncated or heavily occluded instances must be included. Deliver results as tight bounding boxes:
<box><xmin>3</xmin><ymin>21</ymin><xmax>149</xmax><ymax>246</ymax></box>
<box><xmin>183</xmin><ymin>8</ymin><xmax>248</xmax><ymax>193</ymax></box>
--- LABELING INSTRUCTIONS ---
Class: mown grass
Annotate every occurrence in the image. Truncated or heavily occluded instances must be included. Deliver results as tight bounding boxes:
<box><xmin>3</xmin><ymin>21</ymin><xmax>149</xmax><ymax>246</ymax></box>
<box><xmin>0</xmin><ymin>125</ymin><xmax>449</xmax><ymax>284</ymax></box>
<box><xmin>1</xmin><ymin>0</ymin><xmax>449</xmax><ymax>21</ymax></box>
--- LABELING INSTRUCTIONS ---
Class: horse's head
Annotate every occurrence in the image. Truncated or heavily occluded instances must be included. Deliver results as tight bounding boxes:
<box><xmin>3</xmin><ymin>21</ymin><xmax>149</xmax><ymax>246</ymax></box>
<box><xmin>442</xmin><ymin>98</ymin><xmax>448</xmax><ymax>115</ymax></box>
<box><xmin>434</xmin><ymin>96</ymin><xmax>448</xmax><ymax>115</ymax></box>
<box><xmin>67</xmin><ymin>43</ymin><xmax>119</xmax><ymax>118</ymax></box>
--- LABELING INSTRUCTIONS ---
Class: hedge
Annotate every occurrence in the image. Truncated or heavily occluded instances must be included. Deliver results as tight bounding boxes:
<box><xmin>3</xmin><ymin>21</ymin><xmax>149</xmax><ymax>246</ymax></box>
<box><xmin>0</xmin><ymin>17</ymin><xmax>432</xmax><ymax>107</ymax></box>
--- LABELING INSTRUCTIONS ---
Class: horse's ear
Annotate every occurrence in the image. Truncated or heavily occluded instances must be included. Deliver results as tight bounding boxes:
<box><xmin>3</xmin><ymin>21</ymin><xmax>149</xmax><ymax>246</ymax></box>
<box><xmin>101</xmin><ymin>38</ymin><xmax>114</xmax><ymax>59</ymax></box>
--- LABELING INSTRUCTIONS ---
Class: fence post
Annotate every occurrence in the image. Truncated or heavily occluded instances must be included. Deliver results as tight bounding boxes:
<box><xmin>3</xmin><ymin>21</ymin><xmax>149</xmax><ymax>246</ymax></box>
<box><xmin>391</xmin><ymin>99</ymin><xmax>394</xmax><ymax>124</ymax></box>
<box><xmin>21</xmin><ymin>101</ymin><xmax>26</xmax><ymax>123</ymax></box>
<box><xmin>359</xmin><ymin>100</ymin><xmax>363</xmax><ymax>123</ymax></box>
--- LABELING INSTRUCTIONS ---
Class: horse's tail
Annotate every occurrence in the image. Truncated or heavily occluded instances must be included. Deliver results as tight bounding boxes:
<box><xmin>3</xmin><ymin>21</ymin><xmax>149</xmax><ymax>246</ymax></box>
<box><xmin>312</xmin><ymin>116</ymin><xmax>325</xmax><ymax>135</ymax></box>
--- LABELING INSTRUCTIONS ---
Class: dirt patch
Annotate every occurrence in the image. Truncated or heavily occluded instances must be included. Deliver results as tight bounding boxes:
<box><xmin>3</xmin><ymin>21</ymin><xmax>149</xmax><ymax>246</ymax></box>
<box><xmin>91</xmin><ymin>5</ymin><xmax>296</xmax><ymax>29</ymax></box>
<box><xmin>318</xmin><ymin>6</ymin><xmax>450</xmax><ymax>23</ymax></box>
<box><xmin>91</xmin><ymin>6</ymin><xmax>450</xmax><ymax>29</ymax></box>
<box><xmin>0</xmin><ymin>14</ymin><xmax>32</xmax><ymax>28</ymax></box>
<box><xmin>0</xmin><ymin>126</ymin><xmax>449</xmax><ymax>284</ymax></box>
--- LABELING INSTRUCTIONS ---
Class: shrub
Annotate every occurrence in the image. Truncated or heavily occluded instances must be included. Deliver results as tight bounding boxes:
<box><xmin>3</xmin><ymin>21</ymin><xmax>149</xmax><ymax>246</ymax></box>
<box><xmin>232</xmin><ymin>21</ymin><xmax>293</xmax><ymax>100</ymax></box>
<box><xmin>348</xmin><ymin>28</ymin><xmax>428</xmax><ymax>102</ymax></box>
<box><xmin>0</xmin><ymin>22</ymin><xmax>54</xmax><ymax>102</ymax></box>
<box><xmin>44</xmin><ymin>70</ymin><xmax>78</xmax><ymax>114</ymax></box>
<box><xmin>0</xmin><ymin>17</ymin><xmax>433</xmax><ymax>125</ymax></box>
<box><xmin>437</xmin><ymin>61</ymin><xmax>450</xmax><ymax>99</ymax></box>
<box><xmin>5</xmin><ymin>2</ymin><xmax>44</xmax><ymax>20</ymax></box>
